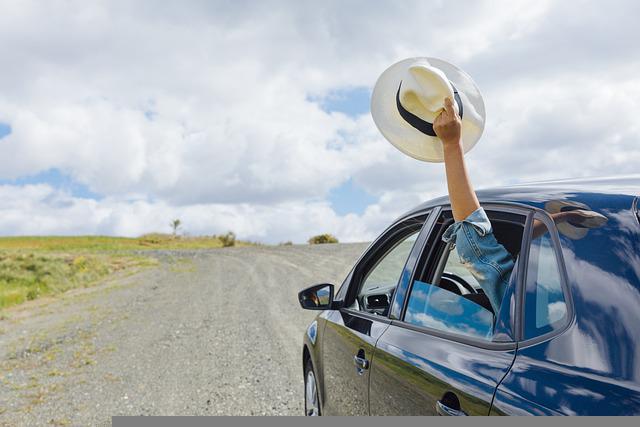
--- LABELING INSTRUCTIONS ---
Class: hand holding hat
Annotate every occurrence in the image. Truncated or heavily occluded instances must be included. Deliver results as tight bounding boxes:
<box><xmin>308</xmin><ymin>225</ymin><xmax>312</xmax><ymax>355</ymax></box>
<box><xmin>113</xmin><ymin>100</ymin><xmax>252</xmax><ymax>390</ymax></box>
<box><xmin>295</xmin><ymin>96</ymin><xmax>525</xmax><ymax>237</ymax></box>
<box><xmin>433</xmin><ymin>97</ymin><xmax>462</xmax><ymax>147</ymax></box>
<box><xmin>371</xmin><ymin>57</ymin><xmax>485</xmax><ymax>162</ymax></box>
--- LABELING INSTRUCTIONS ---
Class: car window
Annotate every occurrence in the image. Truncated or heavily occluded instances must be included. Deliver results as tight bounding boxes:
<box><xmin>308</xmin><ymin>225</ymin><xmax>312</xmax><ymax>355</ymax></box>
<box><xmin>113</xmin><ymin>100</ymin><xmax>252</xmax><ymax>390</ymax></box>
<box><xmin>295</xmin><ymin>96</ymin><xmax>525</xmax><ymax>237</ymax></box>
<box><xmin>404</xmin><ymin>241</ymin><xmax>497</xmax><ymax>341</ymax></box>
<box><xmin>349</xmin><ymin>226</ymin><xmax>421</xmax><ymax>315</ymax></box>
<box><xmin>405</xmin><ymin>280</ymin><xmax>494</xmax><ymax>340</ymax></box>
<box><xmin>524</xmin><ymin>217</ymin><xmax>568</xmax><ymax>339</ymax></box>
<box><xmin>403</xmin><ymin>208</ymin><xmax>525</xmax><ymax>341</ymax></box>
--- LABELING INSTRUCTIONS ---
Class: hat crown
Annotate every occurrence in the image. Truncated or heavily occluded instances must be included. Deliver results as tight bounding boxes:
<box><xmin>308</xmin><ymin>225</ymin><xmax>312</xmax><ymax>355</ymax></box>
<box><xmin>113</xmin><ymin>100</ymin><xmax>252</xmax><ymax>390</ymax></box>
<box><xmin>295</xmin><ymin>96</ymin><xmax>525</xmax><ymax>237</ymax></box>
<box><xmin>399</xmin><ymin>63</ymin><xmax>456</xmax><ymax>121</ymax></box>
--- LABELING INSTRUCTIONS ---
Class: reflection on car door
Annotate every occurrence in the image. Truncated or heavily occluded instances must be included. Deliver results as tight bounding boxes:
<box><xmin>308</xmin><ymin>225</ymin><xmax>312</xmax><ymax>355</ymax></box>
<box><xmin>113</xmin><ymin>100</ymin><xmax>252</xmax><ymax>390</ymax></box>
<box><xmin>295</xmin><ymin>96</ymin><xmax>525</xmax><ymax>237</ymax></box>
<box><xmin>320</xmin><ymin>213</ymin><xmax>431</xmax><ymax>415</ymax></box>
<box><xmin>321</xmin><ymin>311</ymin><xmax>389</xmax><ymax>415</ymax></box>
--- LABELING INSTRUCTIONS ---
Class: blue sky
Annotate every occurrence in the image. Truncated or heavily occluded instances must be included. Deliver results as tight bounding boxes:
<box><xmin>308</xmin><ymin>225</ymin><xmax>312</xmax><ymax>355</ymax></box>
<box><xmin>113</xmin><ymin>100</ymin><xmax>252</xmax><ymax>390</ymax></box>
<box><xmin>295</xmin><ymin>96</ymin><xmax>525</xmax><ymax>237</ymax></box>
<box><xmin>0</xmin><ymin>122</ymin><xmax>11</xmax><ymax>139</ymax></box>
<box><xmin>0</xmin><ymin>168</ymin><xmax>101</xmax><ymax>200</ymax></box>
<box><xmin>316</xmin><ymin>87</ymin><xmax>378</xmax><ymax>216</ymax></box>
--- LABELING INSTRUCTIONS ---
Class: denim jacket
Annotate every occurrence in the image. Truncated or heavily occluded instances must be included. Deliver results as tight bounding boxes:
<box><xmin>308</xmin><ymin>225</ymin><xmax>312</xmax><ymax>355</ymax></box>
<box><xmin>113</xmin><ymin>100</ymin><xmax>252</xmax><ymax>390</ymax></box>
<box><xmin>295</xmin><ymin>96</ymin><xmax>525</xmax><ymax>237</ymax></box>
<box><xmin>442</xmin><ymin>207</ymin><xmax>515</xmax><ymax>314</ymax></box>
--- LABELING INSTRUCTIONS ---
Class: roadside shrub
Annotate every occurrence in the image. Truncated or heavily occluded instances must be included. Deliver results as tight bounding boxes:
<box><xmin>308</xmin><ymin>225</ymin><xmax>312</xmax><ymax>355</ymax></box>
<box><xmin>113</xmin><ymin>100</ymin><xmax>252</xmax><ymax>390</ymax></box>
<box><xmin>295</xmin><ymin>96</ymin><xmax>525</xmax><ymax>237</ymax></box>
<box><xmin>308</xmin><ymin>234</ymin><xmax>339</xmax><ymax>245</ymax></box>
<box><xmin>218</xmin><ymin>231</ymin><xmax>236</xmax><ymax>247</ymax></box>
<box><xmin>279</xmin><ymin>241</ymin><xmax>293</xmax><ymax>246</ymax></box>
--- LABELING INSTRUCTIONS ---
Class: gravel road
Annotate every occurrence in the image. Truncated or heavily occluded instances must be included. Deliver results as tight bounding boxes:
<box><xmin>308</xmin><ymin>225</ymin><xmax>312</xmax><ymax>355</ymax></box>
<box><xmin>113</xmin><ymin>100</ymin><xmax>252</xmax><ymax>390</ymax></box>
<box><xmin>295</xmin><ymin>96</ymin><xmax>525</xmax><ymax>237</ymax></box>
<box><xmin>0</xmin><ymin>243</ymin><xmax>368</xmax><ymax>426</ymax></box>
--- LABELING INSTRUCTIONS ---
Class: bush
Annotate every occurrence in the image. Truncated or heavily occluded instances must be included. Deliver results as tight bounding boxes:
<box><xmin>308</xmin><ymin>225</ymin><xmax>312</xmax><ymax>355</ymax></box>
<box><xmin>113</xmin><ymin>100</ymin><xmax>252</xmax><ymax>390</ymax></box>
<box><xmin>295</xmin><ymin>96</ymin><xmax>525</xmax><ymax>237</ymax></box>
<box><xmin>279</xmin><ymin>241</ymin><xmax>293</xmax><ymax>246</ymax></box>
<box><xmin>218</xmin><ymin>231</ymin><xmax>236</xmax><ymax>247</ymax></box>
<box><xmin>308</xmin><ymin>234</ymin><xmax>339</xmax><ymax>245</ymax></box>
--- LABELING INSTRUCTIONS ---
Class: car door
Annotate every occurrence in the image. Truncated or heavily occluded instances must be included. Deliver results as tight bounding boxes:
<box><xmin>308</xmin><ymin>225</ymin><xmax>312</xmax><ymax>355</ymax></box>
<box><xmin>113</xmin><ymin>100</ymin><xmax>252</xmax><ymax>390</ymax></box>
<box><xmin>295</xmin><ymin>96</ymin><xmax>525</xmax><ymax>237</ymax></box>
<box><xmin>320</xmin><ymin>210</ymin><xmax>435</xmax><ymax>415</ymax></box>
<box><xmin>490</xmin><ymin>212</ymin><xmax>573</xmax><ymax>415</ymax></box>
<box><xmin>368</xmin><ymin>206</ymin><xmax>528</xmax><ymax>415</ymax></box>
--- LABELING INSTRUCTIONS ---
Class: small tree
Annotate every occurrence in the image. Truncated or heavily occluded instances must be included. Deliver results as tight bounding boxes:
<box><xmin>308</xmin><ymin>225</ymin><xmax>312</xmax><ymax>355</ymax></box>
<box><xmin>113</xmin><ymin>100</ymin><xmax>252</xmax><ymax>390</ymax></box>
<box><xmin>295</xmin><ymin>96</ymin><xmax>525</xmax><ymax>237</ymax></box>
<box><xmin>170</xmin><ymin>219</ymin><xmax>182</xmax><ymax>236</ymax></box>
<box><xmin>219</xmin><ymin>231</ymin><xmax>236</xmax><ymax>247</ymax></box>
<box><xmin>308</xmin><ymin>233</ymin><xmax>339</xmax><ymax>245</ymax></box>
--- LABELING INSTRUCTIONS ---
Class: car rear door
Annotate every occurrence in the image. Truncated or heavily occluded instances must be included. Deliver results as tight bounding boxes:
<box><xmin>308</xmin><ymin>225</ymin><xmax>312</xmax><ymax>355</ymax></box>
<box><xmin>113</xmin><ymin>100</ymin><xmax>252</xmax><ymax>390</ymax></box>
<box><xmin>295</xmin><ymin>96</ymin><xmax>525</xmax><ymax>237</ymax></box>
<box><xmin>320</xmin><ymin>210</ymin><xmax>436</xmax><ymax>415</ymax></box>
<box><xmin>491</xmin><ymin>208</ymin><xmax>640</xmax><ymax>415</ymax></box>
<box><xmin>368</xmin><ymin>206</ymin><xmax>528</xmax><ymax>415</ymax></box>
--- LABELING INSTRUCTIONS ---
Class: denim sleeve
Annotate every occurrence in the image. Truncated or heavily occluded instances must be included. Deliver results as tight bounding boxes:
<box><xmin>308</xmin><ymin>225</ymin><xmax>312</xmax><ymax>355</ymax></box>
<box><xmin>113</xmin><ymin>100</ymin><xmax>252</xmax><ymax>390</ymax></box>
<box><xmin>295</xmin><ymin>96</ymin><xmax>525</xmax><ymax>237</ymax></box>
<box><xmin>442</xmin><ymin>207</ymin><xmax>515</xmax><ymax>314</ymax></box>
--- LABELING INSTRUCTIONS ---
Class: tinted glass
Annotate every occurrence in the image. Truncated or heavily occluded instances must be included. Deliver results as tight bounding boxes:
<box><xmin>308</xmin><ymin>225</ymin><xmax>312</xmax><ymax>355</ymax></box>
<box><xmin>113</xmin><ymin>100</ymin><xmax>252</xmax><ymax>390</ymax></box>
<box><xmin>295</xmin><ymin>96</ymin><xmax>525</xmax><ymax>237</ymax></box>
<box><xmin>404</xmin><ymin>280</ymin><xmax>494</xmax><ymax>340</ymax></box>
<box><xmin>524</xmin><ymin>220</ymin><xmax>567</xmax><ymax>339</ymax></box>
<box><xmin>352</xmin><ymin>230</ymin><xmax>419</xmax><ymax>313</ymax></box>
<box><xmin>361</xmin><ymin>231</ymin><xmax>418</xmax><ymax>291</ymax></box>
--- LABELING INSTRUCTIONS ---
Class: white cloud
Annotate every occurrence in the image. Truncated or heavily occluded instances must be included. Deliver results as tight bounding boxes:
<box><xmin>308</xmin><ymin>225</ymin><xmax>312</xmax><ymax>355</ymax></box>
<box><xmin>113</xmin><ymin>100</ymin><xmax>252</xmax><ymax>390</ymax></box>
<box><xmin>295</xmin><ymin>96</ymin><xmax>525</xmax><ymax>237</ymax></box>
<box><xmin>0</xmin><ymin>0</ymin><xmax>639</xmax><ymax>242</ymax></box>
<box><xmin>0</xmin><ymin>183</ymin><xmax>393</xmax><ymax>243</ymax></box>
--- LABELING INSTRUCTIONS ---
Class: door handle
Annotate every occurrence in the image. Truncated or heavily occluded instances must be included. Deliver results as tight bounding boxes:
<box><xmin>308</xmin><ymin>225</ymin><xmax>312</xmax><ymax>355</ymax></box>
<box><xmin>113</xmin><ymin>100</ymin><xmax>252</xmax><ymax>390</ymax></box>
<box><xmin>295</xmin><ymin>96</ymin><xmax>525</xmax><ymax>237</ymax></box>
<box><xmin>353</xmin><ymin>349</ymin><xmax>369</xmax><ymax>376</ymax></box>
<box><xmin>353</xmin><ymin>355</ymin><xmax>369</xmax><ymax>370</ymax></box>
<box><xmin>436</xmin><ymin>400</ymin><xmax>467</xmax><ymax>416</ymax></box>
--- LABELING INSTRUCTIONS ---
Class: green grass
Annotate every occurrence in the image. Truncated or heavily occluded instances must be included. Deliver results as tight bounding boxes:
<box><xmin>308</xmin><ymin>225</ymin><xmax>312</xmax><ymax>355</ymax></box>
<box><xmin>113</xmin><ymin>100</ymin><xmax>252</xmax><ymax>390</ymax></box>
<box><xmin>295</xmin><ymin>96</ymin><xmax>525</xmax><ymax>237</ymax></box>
<box><xmin>0</xmin><ymin>234</ymin><xmax>255</xmax><ymax>252</ymax></box>
<box><xmin>0</xmin><ymin>252</ymin><xmax>153</xmax><ymax>309</ymax></box>
<box><xmin>0</xmin><ymin>234</ymin><xmax>258</xmax><ymax>310</ymax></box>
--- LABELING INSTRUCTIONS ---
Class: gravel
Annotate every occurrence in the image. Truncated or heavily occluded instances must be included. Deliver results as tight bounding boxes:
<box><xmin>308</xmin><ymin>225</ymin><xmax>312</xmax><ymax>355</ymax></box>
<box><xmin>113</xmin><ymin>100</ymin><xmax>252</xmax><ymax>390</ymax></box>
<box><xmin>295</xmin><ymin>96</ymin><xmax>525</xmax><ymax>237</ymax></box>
<box><xmin>0</xmin><ymin>243</ymin><xmax>368</xmax><ymax>426</ymax></box>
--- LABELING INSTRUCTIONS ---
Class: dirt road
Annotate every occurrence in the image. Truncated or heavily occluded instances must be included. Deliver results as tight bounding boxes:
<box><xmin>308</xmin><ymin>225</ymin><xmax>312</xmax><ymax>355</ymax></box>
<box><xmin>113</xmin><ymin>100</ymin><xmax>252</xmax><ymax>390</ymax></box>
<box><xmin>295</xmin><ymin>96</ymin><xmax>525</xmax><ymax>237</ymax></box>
<box><xmin>0</xmin><ymin>243</ymin><xmax>368</xmax><ymax>426</ymax></box>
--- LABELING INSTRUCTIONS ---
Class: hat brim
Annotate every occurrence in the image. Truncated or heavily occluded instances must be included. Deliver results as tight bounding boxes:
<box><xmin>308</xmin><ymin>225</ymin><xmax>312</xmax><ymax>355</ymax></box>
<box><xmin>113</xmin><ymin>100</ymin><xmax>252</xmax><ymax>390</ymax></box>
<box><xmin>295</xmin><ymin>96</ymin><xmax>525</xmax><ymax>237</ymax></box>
<box><xmin>371</xmin><ymin>57</ymin><xmax>486</xmax><ymax>163</ymax></box>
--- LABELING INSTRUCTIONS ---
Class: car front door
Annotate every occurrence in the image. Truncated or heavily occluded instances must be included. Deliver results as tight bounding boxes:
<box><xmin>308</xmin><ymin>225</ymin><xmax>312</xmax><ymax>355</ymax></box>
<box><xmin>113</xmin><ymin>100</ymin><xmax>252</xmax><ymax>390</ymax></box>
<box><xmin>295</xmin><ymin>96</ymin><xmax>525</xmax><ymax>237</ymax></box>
<box><xmin>368</xmin><ymin>206</ymin><xmax>528</xmax><ymax>415</ymax></box>
<box><xmin>320</xmin><ymin>210</ymin><xmax>435</xmax><ymax>415</ymax></box>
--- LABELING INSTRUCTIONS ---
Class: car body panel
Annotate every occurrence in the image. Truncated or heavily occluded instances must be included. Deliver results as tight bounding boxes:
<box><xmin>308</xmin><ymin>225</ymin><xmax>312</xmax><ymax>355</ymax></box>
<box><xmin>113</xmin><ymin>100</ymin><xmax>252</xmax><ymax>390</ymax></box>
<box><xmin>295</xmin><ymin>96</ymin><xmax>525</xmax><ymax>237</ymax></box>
<box><xmin>319</xmin><ymin>309</ymin><xmax>389</xmax><ymax>415</ymax></box>
<box><xmin>492</xmin><ymin>187</ymin><xmax>640</xmax><ymax>415</ymax></box>
<box><xmin>369</xmin><ymin>323</ymin><xmax>516</xmax><ymax>415</ymax></box>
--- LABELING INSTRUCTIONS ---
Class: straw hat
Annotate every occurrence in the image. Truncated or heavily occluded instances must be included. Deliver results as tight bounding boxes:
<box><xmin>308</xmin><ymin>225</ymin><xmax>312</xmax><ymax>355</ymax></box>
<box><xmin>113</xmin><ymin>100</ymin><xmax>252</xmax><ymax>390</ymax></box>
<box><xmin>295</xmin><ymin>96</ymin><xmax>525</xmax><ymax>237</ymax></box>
<box><xmin>371</xmin><ymin>57</ymin><xmax>485</xmax><ymax>162</ymax></box>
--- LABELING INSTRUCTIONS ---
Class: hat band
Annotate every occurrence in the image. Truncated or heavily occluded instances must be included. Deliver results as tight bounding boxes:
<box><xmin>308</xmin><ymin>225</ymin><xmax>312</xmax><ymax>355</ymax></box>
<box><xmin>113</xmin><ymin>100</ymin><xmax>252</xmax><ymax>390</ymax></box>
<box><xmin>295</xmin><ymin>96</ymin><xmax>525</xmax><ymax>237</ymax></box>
<box><xmin>396</xmin><ymin>81</ymin><xmax>463</xmax><ymax>137</ymax></box>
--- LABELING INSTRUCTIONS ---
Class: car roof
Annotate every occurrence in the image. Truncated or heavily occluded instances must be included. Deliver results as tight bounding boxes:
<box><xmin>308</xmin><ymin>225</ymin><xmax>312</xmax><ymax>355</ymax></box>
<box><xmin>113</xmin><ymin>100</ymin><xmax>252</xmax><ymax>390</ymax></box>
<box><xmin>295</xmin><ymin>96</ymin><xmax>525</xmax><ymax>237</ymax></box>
<box><xmin>403</xmin><ymin>175</ymin><xmax>640</xmax><ymax>217</ymax></box>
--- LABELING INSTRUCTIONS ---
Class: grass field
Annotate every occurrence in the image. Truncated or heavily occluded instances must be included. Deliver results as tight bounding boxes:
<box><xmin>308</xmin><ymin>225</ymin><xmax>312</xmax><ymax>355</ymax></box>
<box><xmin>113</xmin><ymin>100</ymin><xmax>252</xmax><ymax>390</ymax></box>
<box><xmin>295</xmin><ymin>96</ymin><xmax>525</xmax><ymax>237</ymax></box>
<box><xmin>0</xmin><ymin>234</ymin><xmax>255</xmax><ymax>310</ymax></box>
<box><xmin>0</xmin><ymin>234</ymin><xmax>255</xmax><ymax>252</ymax></box>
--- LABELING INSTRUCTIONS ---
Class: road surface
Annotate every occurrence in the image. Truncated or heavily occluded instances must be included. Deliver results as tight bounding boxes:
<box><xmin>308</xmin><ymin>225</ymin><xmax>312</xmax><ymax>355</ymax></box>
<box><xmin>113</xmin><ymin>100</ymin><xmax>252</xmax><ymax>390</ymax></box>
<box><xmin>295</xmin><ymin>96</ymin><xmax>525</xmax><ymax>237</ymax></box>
<box><xmin>0</xmin><ymin>243</ymin><xmax>368</xmax><ymax>426</ymax></box>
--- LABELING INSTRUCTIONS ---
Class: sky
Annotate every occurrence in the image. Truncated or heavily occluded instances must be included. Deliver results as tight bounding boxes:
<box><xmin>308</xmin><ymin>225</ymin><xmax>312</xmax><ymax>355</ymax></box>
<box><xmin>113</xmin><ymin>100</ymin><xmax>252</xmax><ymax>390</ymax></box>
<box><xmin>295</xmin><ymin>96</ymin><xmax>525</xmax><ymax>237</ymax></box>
<box><xmin>0</xmin><ymin>0</ymin><xmax>639</xmax><ymax>243</ymax></box>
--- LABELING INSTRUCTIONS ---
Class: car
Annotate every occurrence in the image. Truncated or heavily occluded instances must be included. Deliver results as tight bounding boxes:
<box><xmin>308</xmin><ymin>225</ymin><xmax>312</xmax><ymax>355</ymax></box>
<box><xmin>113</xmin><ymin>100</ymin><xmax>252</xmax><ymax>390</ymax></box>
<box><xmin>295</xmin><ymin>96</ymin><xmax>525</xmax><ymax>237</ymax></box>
<box><xmin>298</xmin><ymin>176</ymin><xmax>640</xmax><ymax>416</ymax></box>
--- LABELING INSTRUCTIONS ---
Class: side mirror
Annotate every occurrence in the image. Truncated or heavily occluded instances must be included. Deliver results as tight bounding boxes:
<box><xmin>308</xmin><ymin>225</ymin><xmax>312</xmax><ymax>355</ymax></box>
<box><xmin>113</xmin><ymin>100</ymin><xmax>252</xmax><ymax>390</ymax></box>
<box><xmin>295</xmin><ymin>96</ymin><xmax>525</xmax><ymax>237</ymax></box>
<box><xmin>298</xmin><ymin>283</ymin><xmax>334</xmax><ymax>310</ymax></box>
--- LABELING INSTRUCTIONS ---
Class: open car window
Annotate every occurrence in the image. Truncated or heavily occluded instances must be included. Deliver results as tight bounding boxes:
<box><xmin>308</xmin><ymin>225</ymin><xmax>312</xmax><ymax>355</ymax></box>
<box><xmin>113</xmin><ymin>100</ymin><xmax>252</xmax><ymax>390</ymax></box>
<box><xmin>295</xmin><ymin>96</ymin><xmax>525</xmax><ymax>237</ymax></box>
<box><xmin>403</xmin><ymin>208</ymin><xmax>526</xmax><ymax>342</ymax></box>
<box><xmin>405</xmin><ymin>279</ymin><xmax>495</xmax><ymax>340</ymax></box>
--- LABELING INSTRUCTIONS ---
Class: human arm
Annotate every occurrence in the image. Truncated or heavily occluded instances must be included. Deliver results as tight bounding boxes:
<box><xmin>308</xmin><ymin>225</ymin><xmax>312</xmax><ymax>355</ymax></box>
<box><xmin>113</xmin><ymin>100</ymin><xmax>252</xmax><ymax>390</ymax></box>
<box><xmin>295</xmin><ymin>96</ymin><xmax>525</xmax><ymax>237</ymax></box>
<box><xmin>434</xmin><ymin>97</ymin><xmax>480</xmax><ymax>221</ymax></box>
<box><xmin>435</xmin><ymin>98</ymin><xmax>513</xmax><ymax>314</ymax></box>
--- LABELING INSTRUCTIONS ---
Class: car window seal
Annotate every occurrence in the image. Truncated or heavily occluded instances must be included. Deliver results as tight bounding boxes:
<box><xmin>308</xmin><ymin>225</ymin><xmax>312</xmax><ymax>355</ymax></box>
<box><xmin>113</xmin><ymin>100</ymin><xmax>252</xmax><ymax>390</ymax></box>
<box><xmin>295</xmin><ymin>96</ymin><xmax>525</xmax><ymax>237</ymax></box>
<box><xmin>340</xmin><ymin>307</ymin><xmax>393</xmax><ymax>325</ymax></box>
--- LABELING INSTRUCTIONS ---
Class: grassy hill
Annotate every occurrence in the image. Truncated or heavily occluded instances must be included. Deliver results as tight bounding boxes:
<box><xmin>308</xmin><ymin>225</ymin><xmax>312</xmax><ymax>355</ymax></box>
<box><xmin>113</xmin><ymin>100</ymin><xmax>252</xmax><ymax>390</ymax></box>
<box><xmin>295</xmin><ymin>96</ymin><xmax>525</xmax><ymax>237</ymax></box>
<box><xmin>0</xmin><ymin>234</ymin><xmax>255</xmax><ymax>310</ymax></box>
<box><xmin>0</xmin><ymin>234</ymin><xmax>255</xmax><ymax>252</ymax></box>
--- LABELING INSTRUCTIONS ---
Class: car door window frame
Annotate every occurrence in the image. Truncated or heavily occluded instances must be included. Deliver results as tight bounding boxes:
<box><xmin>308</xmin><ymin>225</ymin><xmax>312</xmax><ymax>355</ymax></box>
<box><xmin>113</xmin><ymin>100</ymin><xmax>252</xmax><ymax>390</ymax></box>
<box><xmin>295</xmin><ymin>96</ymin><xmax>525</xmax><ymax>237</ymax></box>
<box><xmin>384</xmin><ymin>202</ymin><xmax>575</xmax><ymax>350</ymax></box>
<box><xmin>390</xmin><ymin>203</ymin><xmax>534</xmax><ymax>351</ymax></box>
<box><xmin>339</xmin><ymin>209</ymin><xmax>437</xmax><ymax>323</ymax></box>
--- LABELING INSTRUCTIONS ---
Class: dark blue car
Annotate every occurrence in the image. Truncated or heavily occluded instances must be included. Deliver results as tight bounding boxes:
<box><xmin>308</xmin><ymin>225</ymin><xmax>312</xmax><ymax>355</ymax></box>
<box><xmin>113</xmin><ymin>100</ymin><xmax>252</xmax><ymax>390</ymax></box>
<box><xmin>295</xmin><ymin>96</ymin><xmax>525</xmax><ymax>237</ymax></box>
<box><xmin>298</xmin><ymin>177</ymin><xmax>640</xmax><ymax>415</ymax></box>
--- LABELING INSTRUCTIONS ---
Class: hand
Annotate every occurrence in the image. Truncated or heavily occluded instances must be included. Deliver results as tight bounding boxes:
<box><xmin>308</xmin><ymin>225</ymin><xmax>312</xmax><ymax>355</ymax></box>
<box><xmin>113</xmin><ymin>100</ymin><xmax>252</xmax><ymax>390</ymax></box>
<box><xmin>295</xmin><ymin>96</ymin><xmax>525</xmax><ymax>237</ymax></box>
<box><xmin>434</xmin><ymin>97</ymin><xmax>462</xmax><ymax>147</ymax></box>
